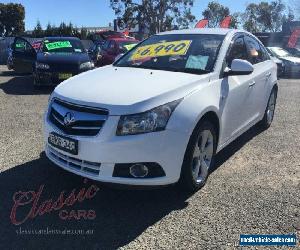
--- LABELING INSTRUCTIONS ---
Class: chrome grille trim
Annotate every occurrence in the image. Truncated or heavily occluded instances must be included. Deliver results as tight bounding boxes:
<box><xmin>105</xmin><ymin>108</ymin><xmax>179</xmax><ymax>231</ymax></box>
<box><xmin>47</xmin><ymin>145</ymin><xmax>101</xmax><ymax>176</ymax></box>
<box><xmin>49</xmin><ymin>98</ymin><xmax>108</xmax><ymax>136</ymax></box>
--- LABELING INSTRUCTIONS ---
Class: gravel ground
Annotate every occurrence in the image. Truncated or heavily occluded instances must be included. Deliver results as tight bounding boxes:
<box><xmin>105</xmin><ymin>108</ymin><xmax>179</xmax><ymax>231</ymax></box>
<box><xmin>0</xmin><ymin>65</ymin><xmax>299</xmax><ymax>250</ymax></box>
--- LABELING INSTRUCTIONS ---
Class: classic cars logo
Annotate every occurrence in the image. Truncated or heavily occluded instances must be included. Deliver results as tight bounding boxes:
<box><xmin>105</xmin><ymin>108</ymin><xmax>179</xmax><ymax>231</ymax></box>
<box><xmin>10</xmin><ymin>178</ymin><xmax>99</xmax><ymax>225</ymax></box>
<box><xmin>63</xmin><ymin>112</ymin><xmax>75</xmax><ymax>126</ymax></box>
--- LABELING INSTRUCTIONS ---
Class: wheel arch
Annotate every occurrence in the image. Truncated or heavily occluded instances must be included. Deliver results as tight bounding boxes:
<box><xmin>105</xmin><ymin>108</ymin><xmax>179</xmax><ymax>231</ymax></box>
<box><xmin>197</xmin><ymin>111</ymin><xmax>220</xmax><ymax>147</ymax></box>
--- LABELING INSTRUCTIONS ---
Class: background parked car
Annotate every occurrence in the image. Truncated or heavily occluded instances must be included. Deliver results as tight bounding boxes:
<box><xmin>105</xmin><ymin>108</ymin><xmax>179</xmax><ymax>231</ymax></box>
<box><xmin>285</xmin><ymin>47</ymin><xmax>300</xmax><ymax>57</ymax></box>
<box><xmin>6</xmin><ymin>44</ymin><xmax>13</xmax><ymax>70</ymax></box>
<box><xmin>31</xmin><ymin>40</ymin><xmax>42</xmax><ymax>51</ymax></box>
<box><xmin>11</xmin><ymin>37</ymin><xmax>94</xmax><ymax>87</ymax></box>
<box><xmin>266</xmin><ymin>48</ymin><xmax>285</xmax><ymax>77</ymax></box>
<box><xmin>267</xmin><ymin>46</ymin><xmax>300</xmax><ymax>77</ymax></box>
<box><xmin>87</xmin><ymin>41</ymin><xmax>103</xmax><ymax>65</ymax></box>
<box><xmin>97</xmin><ymin>37</ymin><xmax>139</xmax><ymax>66</ymax></box>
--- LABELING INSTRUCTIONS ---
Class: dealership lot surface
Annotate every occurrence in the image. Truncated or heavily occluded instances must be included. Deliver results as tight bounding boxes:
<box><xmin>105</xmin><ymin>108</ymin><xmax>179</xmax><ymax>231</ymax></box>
<box><xmin>0</xmin><ymin>65</ymin><xmax>299</xmax><ymax>249</ymax></box>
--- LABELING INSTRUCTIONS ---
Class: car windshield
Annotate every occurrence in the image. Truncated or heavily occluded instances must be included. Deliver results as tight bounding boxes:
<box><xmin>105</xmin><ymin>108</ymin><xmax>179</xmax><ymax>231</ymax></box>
<box><xmin>268</xmin><ymin>47</ymin><xmax>291</xmax><ymax>57</ymax></box>
<box><xmin>119</xmin><ymin>41</ymin><xmax>138</xmax><ymax>52</ymax></box>
<box><xmin>114</xmin><ymin>34</ymin><xmax>225</xmax><ymax>74</ymax></box>
<box><xmin>41</xmin><ymin>39</ymin><xmax>85</xmax><ymax>53</ymax></box>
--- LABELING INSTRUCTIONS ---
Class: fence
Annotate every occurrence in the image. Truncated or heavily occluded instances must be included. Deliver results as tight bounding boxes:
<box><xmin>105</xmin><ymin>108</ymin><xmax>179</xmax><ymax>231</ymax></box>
<box><xmin>0</xmin><ymin>37</ymin><xmax>94</xmax><ymax>65</ymax></box>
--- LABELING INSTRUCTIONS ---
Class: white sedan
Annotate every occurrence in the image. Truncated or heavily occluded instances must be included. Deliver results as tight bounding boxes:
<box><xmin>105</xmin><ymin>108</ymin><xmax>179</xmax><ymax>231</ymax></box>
<box><xmin>44</xmin><ymin>28</ymin><xmax>278</xmax><ymax>192</ymax></box>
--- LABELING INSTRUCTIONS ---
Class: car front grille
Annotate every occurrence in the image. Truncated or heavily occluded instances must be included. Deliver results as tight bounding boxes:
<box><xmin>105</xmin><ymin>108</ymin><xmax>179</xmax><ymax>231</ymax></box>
<box><xmin>47</xmin><ymin>145</ymin><xmax>101</xmax><ymax>176</ymax></box>
<box><xmin>49</xmin><ymin>98</ymin><xmax>109</xmax><ymax>136</ymax></box>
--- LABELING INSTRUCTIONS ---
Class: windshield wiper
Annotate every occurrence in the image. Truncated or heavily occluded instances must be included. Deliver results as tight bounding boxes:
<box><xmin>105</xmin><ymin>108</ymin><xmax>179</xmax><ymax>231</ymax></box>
<box><xmin>116</xmin><ymin>65</ymin><xmax>211</xmax><ymax>75</ymax></box>
<box><xmin>168</xmin><ymin>68</ymin><xmax>211</xmax><ymax>75</ymax></box>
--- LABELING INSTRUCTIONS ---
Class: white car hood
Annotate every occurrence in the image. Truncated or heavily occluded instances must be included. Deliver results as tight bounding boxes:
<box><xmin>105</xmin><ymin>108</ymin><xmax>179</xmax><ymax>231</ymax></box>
<box><xmin>282</xmin><ymin>56</ymin><xmax>300</xmax><ymax>63</ymax></box>
<box><xmin>54</xmin><ymin>65</ymin><xmax>210</xmax><ymax>115</ymax></box>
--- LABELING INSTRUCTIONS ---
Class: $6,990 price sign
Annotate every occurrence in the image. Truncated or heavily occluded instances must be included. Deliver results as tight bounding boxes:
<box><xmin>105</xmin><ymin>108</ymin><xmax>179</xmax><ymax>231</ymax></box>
<box><xmin>130</xmin><ymin>40</ymin><xmax>192</xmax><ymax>61</ymax></box>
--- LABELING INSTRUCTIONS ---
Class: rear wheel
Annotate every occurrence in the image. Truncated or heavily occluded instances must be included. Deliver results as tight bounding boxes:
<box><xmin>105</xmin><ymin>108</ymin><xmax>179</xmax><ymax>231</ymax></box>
<box><xmin>260</xmin><ymin>88</ymin><xmax>277</xmax><ymax>129</ymax></box>
<box><xmin>179</xmin><ymin>121</ymin><xmax>217</xmax><ymax>192</ymax></box>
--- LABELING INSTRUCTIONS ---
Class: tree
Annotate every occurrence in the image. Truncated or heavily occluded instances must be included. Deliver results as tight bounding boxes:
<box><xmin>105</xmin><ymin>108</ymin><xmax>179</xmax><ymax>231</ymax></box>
<box><xmin>243</xmin><ymin>0</ymin><xmax>291</xmax><ymax>33</ymax></box>
<box><xmin>0</xmin><ymin>3</ymin><xmax>25</xmax><ymax>36</ymax></box>
<box><xmin>45</xmin><ymin>22</ymin><xmax>54</xmax><ymax>36</ymax></box>
<box><xmin>242</xmin><ymin>3</ymin><xmax>262</xmax><ymax>33</ymax></box>
<box><xmin>202</xmin><ymin>1</ymin><xmax>230</xmax><ymax>28</ymax></box>
<box><xmin>80</xmin><ymin>28</ymin><xmax>88</xmax><ymax>40</ymax></box>
<box><xmin>32</xmin><ymin>20</ymin><xmax>44</xmax><ymax>37</ymax></box>
<box><xmin>110</xmin><ymin>0</ymin><xmax>195</xmax><ymax>35</ymax></box>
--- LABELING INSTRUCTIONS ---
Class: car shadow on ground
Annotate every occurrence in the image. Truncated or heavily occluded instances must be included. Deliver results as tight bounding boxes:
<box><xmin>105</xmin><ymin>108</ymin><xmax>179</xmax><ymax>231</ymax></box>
<box><xmin>212</xmin><ymin>123</ymin><xmax>266</xmax><ymax>173</ymax></box>
<box><xmin>0</xmin><ymin>71</ymin><xmax>53</xmax><ymax>95</ymax></box>
<box><xmin>0</xmin><ymin>124</ymin><xmax>265</xmax><ymax>249</ymax></box>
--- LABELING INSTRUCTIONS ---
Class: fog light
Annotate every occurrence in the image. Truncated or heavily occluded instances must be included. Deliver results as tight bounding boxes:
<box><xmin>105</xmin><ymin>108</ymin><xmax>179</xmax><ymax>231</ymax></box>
<box><xmin>129</xmin><ymin>164</ymin><xmax>149</xmax><ymax>178</ymax></box>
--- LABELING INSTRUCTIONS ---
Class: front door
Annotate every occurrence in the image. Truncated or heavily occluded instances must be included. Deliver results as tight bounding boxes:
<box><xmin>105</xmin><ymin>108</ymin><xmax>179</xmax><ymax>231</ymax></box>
<box><xmin>12</xmin><ymin>37</ymin><xmax>36</xmax><ymax>73</ymax></box>
<box><xmin>219</xmin><ymin>35</ymin><xmax>255</xmax><ymax>144</ymax></box>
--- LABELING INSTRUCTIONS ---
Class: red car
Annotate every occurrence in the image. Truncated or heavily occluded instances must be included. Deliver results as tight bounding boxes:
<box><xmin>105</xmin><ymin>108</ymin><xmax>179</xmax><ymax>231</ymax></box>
<box><xmin>96</xmin><ymin>38</ymin><xmax>139</xmax><ymax>66</ymax></box>
<box><xmin>31</xmin><ymin>40</ymin><xmax>42</xmax><ymax>51</ymax></box>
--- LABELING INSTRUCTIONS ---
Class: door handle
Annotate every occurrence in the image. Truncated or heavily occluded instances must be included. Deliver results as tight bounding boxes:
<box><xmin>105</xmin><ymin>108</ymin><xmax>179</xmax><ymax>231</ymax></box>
<box><xmin>266</xmin><ymin>72</ymin><xmax>271</xmax><ymax>77</ymax></box>
<box><xmin>249</xmin><ymin>80</ymin><xmax>256</xmax><ymax>87</ymax></box>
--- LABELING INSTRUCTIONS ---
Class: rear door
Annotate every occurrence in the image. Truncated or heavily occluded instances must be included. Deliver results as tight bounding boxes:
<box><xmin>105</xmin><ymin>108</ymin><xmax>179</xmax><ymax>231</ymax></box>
<box><xmin>12</xmin><ymin>37</ymin><xmax>37</xmax><ymax>73</ymax></box>
<box><xmin>244</xmin><ymin>35</ymin><xmax>272</xmax><ymax>120</ymax></box>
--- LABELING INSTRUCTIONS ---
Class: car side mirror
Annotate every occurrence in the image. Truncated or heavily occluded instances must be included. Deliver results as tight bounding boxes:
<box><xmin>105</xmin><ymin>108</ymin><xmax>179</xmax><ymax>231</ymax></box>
<box><xmin>224</xmin><ymin>59</ymin><xmax>254</xmax><ymax>77</ymax></box>
<box><xmin>114</xmin><ymin>53</ymin><xmax>124</xmax><ymax>63</ymax></box>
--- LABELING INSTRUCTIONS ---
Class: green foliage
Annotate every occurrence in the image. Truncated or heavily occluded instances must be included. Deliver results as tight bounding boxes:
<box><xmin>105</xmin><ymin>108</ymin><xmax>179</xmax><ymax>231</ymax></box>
<box><xmin>32</xmin><ymin>20</ymin><xmax>44</xmax><ymax>37</ymax></box>
<box><xmin>201</xmin><ymin>1</ymin><xmax>240</xmax><ymax>28</ymax></box>
<box><xmin>202</xmin><ymin>1</ymin><xmax>229</xmax><ymax>28</ymax></box>
<box><xmin>31</xmin><ymin>21</ymin><xmax>87</xmax><ymax>39</ymax></box>
<box><xmin>243</xmin><ymin>0</ymin><xmax>293</xmax><ymax>32</ymax></box>
<box><xmin>0</xmin><ymin>3</ymin><xmax>25</xmax><ymax>36</ymax></box>
<box><xmin>110</xmin><ymin>0</ymin><xmax>196</xmax><ymax>35</ymax></box>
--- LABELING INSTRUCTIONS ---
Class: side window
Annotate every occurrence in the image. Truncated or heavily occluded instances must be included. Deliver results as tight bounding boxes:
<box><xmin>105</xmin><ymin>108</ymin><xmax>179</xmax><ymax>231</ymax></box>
<box><xmin>108</xmin><ymin>41</ymin><xmax>115</xmax><ymax>50</ymax></box>
<box><xmin>14</xmin><ymin>38</ymin><xmax>33</xmax><ymax>54</ymax></box>
<box><xmin>226</xmin><ymin>36</ymin><xmax>248</xmax><ymax>67</ymax></box>
<box><xmin>102</xmin><ymin>41</ymin><xmax>110</xmax><ymax>50</ymax></box>
<box><xmin>245</xmin><ymin>36</ymin><xmax>264</xmax><ymax>64</ymax></box>
<box><xmin>260</xmin><ymin>44</ymin><xmax>270</xmax><ymax>61</ymax></box>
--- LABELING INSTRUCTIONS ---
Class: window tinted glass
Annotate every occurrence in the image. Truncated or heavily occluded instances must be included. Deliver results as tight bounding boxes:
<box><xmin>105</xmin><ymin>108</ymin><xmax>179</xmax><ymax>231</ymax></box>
<box><xmin>260</xmin><ymin>44</ymin><xmax>270</xmax><ymax>61</ymax></box>
<box><xmin>226</xmin><ymin>36</ymin><xmax>248</xmax><ymax>67</ymax></box>
<box><xmin>102</xmin><ymin>41</ymin><xmax>110</xmax><ymax>50</ymax></box>
<box><xmin>108</xmin><ymin>41</ymin><xmax>115</xmax><ymax>49</ymax></box>
<box><xmin>14</xmin><ymin>38</ymin><xmax>32</xmax><ymax>53</ymax></box>
<box><xmin>245</xmin><ymin>36</ymin><xmax>264</xmax><ymax>64</ymax></box>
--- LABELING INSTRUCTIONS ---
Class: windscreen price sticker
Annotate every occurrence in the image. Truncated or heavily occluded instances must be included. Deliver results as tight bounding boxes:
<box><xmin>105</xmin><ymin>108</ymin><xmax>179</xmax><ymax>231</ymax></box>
<box><xmin>45</xmin><ymin>41</ymin><xmax>72</xmax><ymax>50</ymax></box>
<box><xmin>130</xmin><ymin>40</ymin><xmax>192</xmax><ymax>60</ymax></box>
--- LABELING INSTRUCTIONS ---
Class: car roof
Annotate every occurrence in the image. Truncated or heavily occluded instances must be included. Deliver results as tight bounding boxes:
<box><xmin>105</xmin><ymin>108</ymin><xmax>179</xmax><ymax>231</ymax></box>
<box><xmin>44</xmin><ymin>37</ymin><xmax>80</xmax><ymax>40</ymax></box>
<box><xmin>107</xmin><ymin>37</ymin><xmax>138</xmax><ymax>42</ymax></box>
<box><xmin>157</xmin><ymin>28</ymin><xmax>239</xmax><ymax>36</ymax></box>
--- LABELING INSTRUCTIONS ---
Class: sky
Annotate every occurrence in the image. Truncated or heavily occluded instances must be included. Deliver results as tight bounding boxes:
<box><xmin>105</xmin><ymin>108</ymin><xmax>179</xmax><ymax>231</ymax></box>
<box><xmin>1</xmin><ymin>0</ymin><xmax>270</xmax><ymax>30</ymax></box>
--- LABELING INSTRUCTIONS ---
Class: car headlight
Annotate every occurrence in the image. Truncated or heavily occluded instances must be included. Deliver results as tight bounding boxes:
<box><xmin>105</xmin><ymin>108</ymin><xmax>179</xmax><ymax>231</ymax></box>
<box><xmin>80</xmin><ymin>61</ymin><xmax>94</xmax><ymax>70</ymax></box>
<box><xmin>116</xmin><ymin>99</ymin><xmax>182</xmax><ymax>136</ymax></box>
<box><xmin>36</xmin><ymin>62</ymin><xmax>50</xmax><ymax>70</ymax></box>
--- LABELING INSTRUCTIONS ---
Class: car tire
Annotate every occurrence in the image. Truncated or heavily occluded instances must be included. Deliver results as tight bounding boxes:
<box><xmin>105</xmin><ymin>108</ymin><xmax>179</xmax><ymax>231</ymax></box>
<box><xmin>178</xmin><ymin>120</ymin><xmax>217</xmax><ymax>192</ymax></box>
<box><xmin>259</xmin><ymin>88</ymin><xmax>277</xmax><ymax>129</ymax></box>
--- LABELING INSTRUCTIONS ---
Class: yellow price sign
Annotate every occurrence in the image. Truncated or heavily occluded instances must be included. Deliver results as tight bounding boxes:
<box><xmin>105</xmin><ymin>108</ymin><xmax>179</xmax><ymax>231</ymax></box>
<box><xmin>130</xmin><ymin>40</ymin><xmax>192</xmax><ymax>61</ymax></box>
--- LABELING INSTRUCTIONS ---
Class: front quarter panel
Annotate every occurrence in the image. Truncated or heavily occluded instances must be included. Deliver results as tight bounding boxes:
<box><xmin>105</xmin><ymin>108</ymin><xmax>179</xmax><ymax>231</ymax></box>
<box><xmin>167</xmin><ymin>79</ymin><xmax>221</xmax><ymax>139</ymax></box>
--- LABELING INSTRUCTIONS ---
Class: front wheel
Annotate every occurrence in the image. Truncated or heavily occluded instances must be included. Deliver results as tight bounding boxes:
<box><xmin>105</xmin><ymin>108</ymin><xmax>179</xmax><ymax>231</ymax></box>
<box><xmin>260</xmin><ymin>88</ymin><xmax>277</xmax><ymax>129</ymax></box>
<box><xmin>179</xmin><ymin>121</ymin><xmax>217</xmax><ymax>192</ymax></box>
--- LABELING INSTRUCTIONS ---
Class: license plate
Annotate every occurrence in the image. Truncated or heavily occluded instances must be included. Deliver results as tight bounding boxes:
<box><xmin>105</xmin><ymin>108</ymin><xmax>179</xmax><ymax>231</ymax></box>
<box><xmin>58</xmin><ymin>73</ymin><xmax>72</xmax><ymax>80</ymax></box>
<box><xmin>48</xmin><ymin>132</ymin><xmax>78</xmax><ymax>155</ymax></box>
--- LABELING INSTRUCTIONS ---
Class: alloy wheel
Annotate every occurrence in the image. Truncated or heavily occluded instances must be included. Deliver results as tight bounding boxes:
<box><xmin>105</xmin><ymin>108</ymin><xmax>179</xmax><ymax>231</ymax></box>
<box><xmin>191</xmin><ymin>129</ymin><xmax>214</xmax><ymax>184</ymax></box>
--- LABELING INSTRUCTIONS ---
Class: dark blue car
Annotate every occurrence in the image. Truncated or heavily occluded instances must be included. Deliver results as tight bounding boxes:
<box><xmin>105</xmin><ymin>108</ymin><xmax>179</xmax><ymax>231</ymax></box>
<box><xmin>11</xmin><ymin>37</ymin><xmax>94</xmax><ymax>87</ymax></box>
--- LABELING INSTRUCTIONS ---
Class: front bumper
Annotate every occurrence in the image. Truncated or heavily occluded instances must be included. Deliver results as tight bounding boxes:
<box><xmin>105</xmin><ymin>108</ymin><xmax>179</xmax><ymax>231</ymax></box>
<box><xmin>34</xmin><ymin>68</ymin><xmax>92</xmax><ymax>86</ymax></box>
<box><xmin>44</xmin><ymin>114</ymin><xmax>189</xmax><ymax>186</ymax></box>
